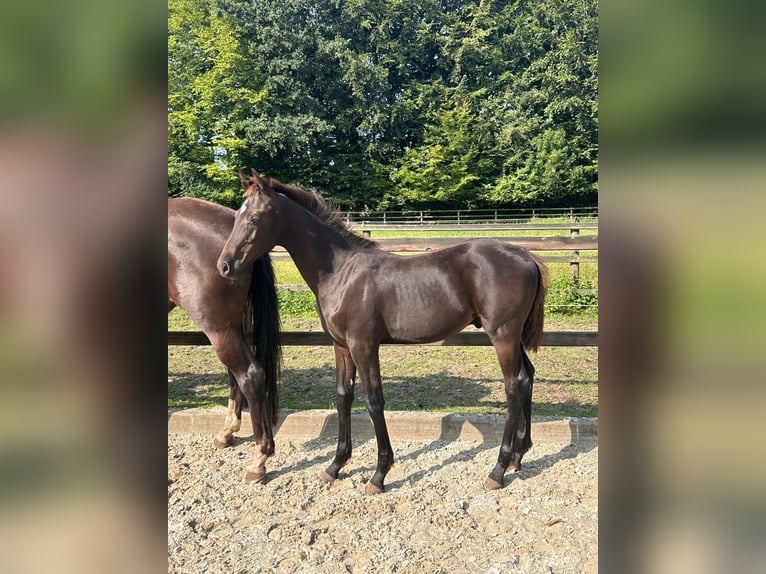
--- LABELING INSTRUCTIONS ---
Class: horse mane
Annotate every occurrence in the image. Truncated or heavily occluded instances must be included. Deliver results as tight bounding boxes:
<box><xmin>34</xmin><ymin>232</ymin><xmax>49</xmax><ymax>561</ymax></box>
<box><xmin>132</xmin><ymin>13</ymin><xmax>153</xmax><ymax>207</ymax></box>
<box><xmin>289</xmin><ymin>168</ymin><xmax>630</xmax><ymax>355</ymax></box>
<box><xmin>247</xmin><ymin>175</ymin><xmax>378</xmax><ymax>249</ymax></box>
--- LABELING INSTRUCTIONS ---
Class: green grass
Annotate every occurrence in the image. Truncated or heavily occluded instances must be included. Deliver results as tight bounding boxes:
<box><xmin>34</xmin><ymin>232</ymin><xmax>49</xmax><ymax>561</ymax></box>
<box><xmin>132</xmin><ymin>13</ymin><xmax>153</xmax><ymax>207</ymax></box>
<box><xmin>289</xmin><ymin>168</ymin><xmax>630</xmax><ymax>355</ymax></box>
<box><xmin>169</xmin><ymin>313</ymin><xmax>597</xmax><ymax>416</ymax></box>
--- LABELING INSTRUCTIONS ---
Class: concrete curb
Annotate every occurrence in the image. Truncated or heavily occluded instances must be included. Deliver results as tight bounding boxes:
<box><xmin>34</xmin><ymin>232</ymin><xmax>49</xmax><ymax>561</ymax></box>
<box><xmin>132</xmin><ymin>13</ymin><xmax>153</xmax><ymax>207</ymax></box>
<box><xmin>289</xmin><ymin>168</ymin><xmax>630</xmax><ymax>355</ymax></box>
<box><xmin>168</xmin><ymin>408</ymin><xmax>597</xmax><ymax>446</ymax></box>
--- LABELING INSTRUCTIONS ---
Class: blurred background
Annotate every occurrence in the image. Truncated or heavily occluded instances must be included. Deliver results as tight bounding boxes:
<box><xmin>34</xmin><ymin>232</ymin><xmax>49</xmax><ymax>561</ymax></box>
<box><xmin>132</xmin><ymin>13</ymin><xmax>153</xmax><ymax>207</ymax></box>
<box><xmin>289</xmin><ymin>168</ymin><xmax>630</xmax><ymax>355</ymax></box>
<box><xmin>600</xmin><ymin>0</ymin><xmax>766</xmax><ymax>572</ymax></box>
<box><xmin>1</xmin><ymin>0</ymin><xmax>764</xmax><ymax>572</ymax></box>
<box><xmin>0</xmin><ymin>1</ymin><xmax>166</xmax><ymax>572</ymax></box>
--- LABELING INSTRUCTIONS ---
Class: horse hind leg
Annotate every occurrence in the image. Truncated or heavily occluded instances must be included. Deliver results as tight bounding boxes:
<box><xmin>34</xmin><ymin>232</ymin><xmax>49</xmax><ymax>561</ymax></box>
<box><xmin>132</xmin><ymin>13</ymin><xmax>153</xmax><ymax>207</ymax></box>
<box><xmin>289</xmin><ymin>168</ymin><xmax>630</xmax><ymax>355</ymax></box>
<box><xmin>238</xmin><ymin>359</ymin><xmax>274</xmax><ymax>483</ymax></box>
<box><xmin>513</xmin><ymin>347</ymin><xmax>535</xmax><ymax>469</ymax></box>
<box><xmin>485</xmin><ymin>329</ymin><xmax>531</xmax><ymax>490</ymax></box>
<box><xmin>213</xmin><ymin>370</ymin><xmax>244</xmax><ymax>449</ymax></box>
<box><xmin>210</xmin><ymin>333</ymin><xmax>274</xmax><ymax>483</ymax></box>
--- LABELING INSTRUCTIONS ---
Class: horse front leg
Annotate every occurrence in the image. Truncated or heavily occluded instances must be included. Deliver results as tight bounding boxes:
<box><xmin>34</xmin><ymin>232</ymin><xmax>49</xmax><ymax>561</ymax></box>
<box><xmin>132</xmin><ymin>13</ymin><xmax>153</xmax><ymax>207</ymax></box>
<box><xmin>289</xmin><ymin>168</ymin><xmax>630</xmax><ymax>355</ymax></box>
<box><xmin>322</xmin><ymin>344</ymin><xmax>357</xmax><ymax>482</ymax></box>
<box><xmin>349</xmin><ymin>342</ymin><xmax>393</xmax><ymax>494</ymax></box>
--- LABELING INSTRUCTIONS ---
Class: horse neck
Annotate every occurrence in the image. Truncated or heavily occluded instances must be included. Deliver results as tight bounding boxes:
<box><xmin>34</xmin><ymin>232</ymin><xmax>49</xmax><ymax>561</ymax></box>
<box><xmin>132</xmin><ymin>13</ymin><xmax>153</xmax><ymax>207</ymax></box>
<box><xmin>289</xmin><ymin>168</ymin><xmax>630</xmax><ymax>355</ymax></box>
<box><xmin>275</xmin><ymin>194</ymin><xmax>356</xmax><ymax>293</ymax></box>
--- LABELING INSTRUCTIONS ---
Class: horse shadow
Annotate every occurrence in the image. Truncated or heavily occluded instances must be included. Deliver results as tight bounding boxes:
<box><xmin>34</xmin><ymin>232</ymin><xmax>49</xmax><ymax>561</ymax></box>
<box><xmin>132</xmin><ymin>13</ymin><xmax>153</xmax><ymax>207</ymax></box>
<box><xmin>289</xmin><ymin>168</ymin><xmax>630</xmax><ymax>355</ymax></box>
<box><xmin>295</xmin><ymin>407</ymin><xmax>595</xmax><ymax>491</ymax></box>
<box><xmin>385</xmin><ymin>415</ymin><xmax>596</xmax><ymax>491</ymax></box>
<box><xmin>170</xmin><ymin>367</ymin><xmax>596</xmax><ymax>489</ymax></box>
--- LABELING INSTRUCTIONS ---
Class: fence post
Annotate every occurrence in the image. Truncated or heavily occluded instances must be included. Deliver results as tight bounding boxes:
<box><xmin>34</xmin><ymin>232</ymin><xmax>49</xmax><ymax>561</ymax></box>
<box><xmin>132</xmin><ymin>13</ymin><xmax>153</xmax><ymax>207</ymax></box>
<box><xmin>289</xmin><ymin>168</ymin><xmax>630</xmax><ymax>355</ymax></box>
<box><xmin>570</xmin><ymin>227</ymin><xmax>580</xmax><ymax>285</ymax></box>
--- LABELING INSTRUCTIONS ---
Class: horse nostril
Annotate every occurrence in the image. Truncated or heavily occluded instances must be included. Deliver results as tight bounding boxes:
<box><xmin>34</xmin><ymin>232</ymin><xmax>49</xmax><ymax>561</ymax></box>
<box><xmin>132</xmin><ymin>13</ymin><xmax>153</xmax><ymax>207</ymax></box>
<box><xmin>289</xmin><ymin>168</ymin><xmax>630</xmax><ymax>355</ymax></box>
<box><xmin>220</xmin><ymin>261</ymin><xmax>230</xmax><ymax>277</ymax></box>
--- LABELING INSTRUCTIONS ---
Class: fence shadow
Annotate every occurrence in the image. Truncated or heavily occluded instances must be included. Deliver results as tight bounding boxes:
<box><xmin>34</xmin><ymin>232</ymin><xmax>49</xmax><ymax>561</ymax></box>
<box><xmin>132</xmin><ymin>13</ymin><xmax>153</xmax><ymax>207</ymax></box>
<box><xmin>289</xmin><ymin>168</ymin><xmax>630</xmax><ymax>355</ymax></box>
<box><xmin>296</xmin><ymin>407</ymin><xmax>596</xmax><ymax>491</ymax></box>
<box><xmin>169</xmin><ymin>367</ymin><xmax>596</xmax><ymax>490</ymax></box>
<box><xmin>385</xmin><ymin>416</ymin><xmax>596</xmax><ymax>491</ymax></box>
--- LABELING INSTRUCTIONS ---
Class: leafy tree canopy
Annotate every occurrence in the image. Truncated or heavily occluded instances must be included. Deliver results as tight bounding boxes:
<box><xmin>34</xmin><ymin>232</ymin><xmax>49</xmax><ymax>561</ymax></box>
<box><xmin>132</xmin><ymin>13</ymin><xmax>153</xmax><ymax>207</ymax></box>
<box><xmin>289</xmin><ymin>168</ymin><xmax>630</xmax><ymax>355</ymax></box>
<box><xmin>169</xmin><ymin>0</ymin><xmax>597</xmax><ymax>210</ymax></box>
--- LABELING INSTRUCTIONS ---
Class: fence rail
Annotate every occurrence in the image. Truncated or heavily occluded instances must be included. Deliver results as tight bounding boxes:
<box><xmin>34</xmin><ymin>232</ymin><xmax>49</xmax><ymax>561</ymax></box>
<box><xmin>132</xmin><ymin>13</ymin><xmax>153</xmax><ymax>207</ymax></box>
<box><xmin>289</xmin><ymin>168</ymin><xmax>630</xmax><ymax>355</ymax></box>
<box><xmin>168</xmin><ymin>330</ymin><xmax>598</xmax><ymax>347</ymax></box>
<box><xmin>354</xmin><ymin>223</ymin><xmax>598</xmax><ymax>233</ymax></box>
<box><xmin>341</xmin><ymin>207</ymin><xmax>598</xmax><ymax>225</ymax></box>
<box><xmin>271</xmin><ymin>233</ymin><xmax>598</xmax><ymax>281</ymax></box>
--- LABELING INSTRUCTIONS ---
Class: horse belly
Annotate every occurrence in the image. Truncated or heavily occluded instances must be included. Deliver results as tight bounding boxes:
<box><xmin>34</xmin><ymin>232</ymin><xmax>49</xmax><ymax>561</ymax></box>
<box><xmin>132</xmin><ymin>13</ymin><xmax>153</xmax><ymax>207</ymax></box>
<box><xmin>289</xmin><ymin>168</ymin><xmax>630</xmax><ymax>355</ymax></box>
<box><xmin>382</xmin><ymin>284</ymin><xmax>472</xmax><ymax>344</ymax></box>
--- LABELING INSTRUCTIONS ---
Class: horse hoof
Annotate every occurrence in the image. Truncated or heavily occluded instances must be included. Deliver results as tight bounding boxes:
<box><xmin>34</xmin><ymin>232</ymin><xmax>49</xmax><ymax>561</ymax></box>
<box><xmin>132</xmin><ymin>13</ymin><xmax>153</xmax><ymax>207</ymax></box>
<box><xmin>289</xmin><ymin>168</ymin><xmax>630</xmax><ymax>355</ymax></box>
<box><xmin>365</xmin><ymin>482</ymin><xmax>384</xmax><ymax>495</ymax></box>
<box><xmin>213</xmin><ymin>434</ymin><xmax>233</xmax><ymax>449</ymax></box>
<box><xmin>484</xmin><ymin>477</ymin><xmax>502</xmax><ymax>490</ymax></box>
<box><xmin>245</xmin><ymin>465</ymin><xmax>267</xmax><ymax>483</ymax></box>
<box><xmin>320</xmin><ymin>471</ymin><xmax>336</xmax><ymax>484</ymax></box>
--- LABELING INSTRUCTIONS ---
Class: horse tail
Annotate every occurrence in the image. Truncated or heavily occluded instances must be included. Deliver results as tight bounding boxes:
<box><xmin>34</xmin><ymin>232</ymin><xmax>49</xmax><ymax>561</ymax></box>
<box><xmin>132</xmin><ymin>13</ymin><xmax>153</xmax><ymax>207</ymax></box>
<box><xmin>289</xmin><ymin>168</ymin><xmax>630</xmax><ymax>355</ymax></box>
<box><xmin>522</xmin><ymin>253</ymin><xmax>548</xmax><ymax>353</ymax></box>
<box><xmin>245</xmin><ymin>253</ymin><xmax>282</xmax><ymax>426</ymax></box>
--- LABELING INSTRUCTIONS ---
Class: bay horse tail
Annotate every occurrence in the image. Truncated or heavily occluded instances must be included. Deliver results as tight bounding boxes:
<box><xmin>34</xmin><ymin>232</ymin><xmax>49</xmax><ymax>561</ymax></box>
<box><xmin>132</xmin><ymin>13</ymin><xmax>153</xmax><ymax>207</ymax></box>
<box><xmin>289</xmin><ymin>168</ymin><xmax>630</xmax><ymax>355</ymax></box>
<box><xmin>522</xmin><ymin>253</ymin><xmax>548</xmax><ymax>353</ymax></box>
<box><xmin>245</xmin><ymin>253</ymin><xmax>282</xmax><ymax>425</ymax></box>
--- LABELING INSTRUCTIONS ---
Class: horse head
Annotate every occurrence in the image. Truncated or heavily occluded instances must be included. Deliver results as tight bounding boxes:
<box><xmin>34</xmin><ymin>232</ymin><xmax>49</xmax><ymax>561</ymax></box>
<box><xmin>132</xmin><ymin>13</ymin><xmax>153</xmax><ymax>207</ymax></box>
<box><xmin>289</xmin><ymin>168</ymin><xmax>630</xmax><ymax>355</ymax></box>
<box><xmin>217</xmin><ymin>169</ymin><xmax>281</xmax><ymax>280</ymax></box>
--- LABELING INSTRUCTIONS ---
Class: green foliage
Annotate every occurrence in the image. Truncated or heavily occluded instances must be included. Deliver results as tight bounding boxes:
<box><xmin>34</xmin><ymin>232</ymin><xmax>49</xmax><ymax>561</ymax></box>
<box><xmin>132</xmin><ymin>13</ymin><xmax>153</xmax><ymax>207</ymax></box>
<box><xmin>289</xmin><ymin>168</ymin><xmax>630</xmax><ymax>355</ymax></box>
<box><xmin>545</xmin><ymin>276</ymin><xmax>598</xmax><ymax>316</ymax></box>
<box><xmin>278</xmin><ymin>290</ymin><xmax>317</xmax><ymax>318</ymax></box>
<box><xmin>390</xmin><ymin>99</ymin><xmax>495</xmax><ymax>208</ymax></box>
<box><xmin>168</xmin><ymin>0</ymin><xmax>598</xmax><ymax>209</ymax></box>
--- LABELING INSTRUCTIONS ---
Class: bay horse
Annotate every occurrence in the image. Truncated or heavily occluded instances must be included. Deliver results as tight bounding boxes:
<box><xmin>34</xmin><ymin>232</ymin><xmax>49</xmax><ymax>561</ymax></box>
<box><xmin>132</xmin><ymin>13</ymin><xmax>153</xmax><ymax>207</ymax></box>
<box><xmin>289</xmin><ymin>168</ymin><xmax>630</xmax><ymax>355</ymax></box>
<box><xmin>218</xmin><ymin>170</ymin><xmax>548</xmax><ymax>492</ymax></box>
<box><xmin>168</xmin><ymin>197</ymin><xmax>281</xmax><ymax>481</ymax></box>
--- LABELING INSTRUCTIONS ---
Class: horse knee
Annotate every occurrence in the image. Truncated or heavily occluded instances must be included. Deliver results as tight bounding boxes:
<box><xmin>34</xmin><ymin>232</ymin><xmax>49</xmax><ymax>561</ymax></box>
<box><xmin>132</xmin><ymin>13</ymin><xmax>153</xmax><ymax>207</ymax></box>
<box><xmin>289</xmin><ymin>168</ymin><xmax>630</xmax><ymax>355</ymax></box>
<box><xmin>336</xmin><ymin>381</ymin><xmax>354</xmax><ymax>402</ymax></box>
<box><xmin>240</xmin><ymin>363</ymin><xmax>265</xmax><ymax>396</ymax></box>
<box><xmin>506</xmin><ymin>371</ymin><xmax>531</xmax><ymax>398</ymax></box>
<box><xmin>365</xmin><ymin>393</ymin><xmax>385</xmax><ymax>413</ymax></box>
<box><xmin>248</xmin><ymin>362</ymin><xmax>265</xmax><ymax>384</ymax></box>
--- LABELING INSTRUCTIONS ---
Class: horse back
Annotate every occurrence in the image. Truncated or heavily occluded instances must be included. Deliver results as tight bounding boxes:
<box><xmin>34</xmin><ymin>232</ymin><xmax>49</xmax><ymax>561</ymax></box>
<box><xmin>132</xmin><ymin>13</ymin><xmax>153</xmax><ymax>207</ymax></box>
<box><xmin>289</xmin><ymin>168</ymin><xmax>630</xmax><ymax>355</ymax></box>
<box><xmin>367</xmin><ymin>239</ymin><xmax>541</xmax><ymax>342</ymax></box>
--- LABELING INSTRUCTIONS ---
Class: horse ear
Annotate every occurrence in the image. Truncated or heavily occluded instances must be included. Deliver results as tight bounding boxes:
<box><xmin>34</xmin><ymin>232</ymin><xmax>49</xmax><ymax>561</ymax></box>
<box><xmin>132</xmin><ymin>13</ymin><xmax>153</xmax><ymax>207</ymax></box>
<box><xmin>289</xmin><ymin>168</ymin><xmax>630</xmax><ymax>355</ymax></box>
<box><xmin>239</xmin><ymin>169</ymin><xmax>250</xmax><ymax>188</ymax></box>
<box><xmin>251</xmin><ymin>168</ymin><xmax>263</xmax><ymax>182</ymax></box>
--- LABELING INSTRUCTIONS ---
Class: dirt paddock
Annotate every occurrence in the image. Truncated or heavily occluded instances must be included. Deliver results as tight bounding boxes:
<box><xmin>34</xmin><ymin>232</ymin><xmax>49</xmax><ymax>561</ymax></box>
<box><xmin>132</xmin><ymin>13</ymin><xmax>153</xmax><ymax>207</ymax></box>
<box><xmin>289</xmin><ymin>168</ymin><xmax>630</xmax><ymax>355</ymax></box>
<box><xmin>168</xmin><ymin>418</ymin><xmax>597</xmax><ymax>574</ymax></box>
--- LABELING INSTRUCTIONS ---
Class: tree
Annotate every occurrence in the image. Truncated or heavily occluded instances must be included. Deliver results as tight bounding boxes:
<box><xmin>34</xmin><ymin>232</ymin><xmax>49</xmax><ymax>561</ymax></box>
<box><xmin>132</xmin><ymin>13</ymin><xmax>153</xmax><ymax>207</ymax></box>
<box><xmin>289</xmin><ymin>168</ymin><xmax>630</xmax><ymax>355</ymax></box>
<box><xmin>169</xmin><ymin>0</ymin><xmax>272</xmax><ymax>205</ymax></box>
<box><xmin>168</xmin><ymin>0</ymin><xmax>598</xmax><ymax>209</ymax></box>
<box><xmin>484</xmin><ymin>0</ymin><xmax>598</xmax><ymax>206</ymax></box>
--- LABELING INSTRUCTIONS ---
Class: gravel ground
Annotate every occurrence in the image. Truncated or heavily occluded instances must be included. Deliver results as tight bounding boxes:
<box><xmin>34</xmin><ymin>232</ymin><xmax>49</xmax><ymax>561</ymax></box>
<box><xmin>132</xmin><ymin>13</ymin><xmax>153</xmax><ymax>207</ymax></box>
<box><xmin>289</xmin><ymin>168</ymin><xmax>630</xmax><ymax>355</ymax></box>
<box><xmin>168</xmin><ymin>433</ymin><xmax>597</xmax><ymax>573</ymax></box>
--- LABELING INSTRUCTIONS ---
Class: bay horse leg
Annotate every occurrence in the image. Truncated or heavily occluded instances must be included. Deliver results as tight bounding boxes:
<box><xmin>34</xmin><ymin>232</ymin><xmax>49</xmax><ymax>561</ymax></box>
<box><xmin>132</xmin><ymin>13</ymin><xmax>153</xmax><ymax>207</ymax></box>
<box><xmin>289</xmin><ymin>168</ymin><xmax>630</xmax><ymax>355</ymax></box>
<box><xmin>213</xmin><ymin>370</ymin><xmax>244</xmax><ymax>449</ymax></box>
<box><xmin>349</xmin><ymin>342</ymin><xmax>393</xmax><ymax>494</ymax></box>
<box><xmin>323</xmin><ymin>344</ymin><xmax>357</xmax><ymax>482</ymax></box>
<box><xmin>515</xmin><ymin>347</ymin><xmax>535</xmax><ymax>467</ymax></box>
<box><xmin>485</xmin><ymin>330</ymin><xmax>530</xmax><ymax>490</ymax></box>
<box><xmin>210</xmin><ymin>331</ymin><xmax>274</xmax><ymax>482</ymax></box>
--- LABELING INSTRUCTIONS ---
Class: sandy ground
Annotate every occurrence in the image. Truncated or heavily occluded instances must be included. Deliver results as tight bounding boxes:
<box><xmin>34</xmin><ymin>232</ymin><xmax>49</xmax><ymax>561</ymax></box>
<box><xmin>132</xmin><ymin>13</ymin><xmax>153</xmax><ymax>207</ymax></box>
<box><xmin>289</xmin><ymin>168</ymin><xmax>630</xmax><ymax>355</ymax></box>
<box><xmin>168</xmin><ymin>432</ymin><xmax>597</xmax><ymax>573</ymax></box>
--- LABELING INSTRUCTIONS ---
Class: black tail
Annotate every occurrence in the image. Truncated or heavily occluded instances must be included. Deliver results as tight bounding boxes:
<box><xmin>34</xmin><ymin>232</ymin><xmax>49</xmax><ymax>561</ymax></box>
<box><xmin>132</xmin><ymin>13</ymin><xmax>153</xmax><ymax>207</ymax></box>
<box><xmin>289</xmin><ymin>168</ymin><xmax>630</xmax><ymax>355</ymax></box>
<box><xmin>522</xmin><ymin>253</ymin><xmax>548</xmax><ymax>352</ymax></box>
<box><xmin>244</xmin><ymin>253</ymin><xmax>282</xmax><ymax>425</ymax></box>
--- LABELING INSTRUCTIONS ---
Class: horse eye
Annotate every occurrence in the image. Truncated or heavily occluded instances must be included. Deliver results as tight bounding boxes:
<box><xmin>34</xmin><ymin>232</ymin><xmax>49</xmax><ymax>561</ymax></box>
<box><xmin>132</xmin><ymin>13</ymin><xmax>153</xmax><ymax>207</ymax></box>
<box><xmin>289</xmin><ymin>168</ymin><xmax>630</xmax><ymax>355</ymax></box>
<box><xmin>250</xmin><ymin>215</ymin><xmax>260</xmax><ymax>225</ymax></box>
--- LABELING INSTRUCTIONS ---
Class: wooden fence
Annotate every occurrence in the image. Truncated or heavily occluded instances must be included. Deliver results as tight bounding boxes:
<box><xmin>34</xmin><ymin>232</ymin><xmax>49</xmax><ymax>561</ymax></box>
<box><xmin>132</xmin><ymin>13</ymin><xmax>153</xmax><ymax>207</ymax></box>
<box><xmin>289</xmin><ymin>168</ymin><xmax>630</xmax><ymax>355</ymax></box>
<box><xmin>168</xmin><ymin>223</ymin><xmax>598</xmax><ymax>349</ymax></box>
<box><xmin>340</xmin><ymin>206</ymin><xmax>598</xmax><ymax>224</ymax></box>
<box><xmin>168</xmin><ymin>330</ymin><xmax>597</xmax><ymax>347</ymax></box>
<box><xmin>271</xmin><ymin>223</ymin><xmax>598</xmax><ymax>282</ymax></box>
